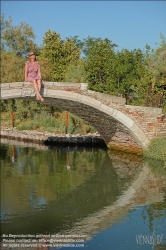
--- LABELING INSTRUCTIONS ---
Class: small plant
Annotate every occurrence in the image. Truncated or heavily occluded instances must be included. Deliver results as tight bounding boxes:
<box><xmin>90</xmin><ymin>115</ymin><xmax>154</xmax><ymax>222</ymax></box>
<box><xmin>143</xmin><ymin>137</ymin><xmax>166</xmax><ymax>161</ymax></box>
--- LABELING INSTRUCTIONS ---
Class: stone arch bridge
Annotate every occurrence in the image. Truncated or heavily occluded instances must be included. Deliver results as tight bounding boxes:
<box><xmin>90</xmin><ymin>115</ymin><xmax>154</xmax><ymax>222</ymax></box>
<box><xmin>1</xmin><ymin>82</ymin><xmax>166</xmax><ymax>154</ymax></box>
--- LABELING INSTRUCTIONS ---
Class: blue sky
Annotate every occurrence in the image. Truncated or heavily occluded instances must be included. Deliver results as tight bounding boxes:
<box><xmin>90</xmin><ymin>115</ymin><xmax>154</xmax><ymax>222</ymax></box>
<box><xmin>1</xmin><ymin>1</ymin><xmax>166</xmax><ymax>52</ymax></box>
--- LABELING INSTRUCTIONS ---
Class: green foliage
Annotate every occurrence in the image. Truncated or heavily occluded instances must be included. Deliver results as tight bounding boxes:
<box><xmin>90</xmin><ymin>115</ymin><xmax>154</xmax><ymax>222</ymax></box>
<box><xmin>136</xmin><ymin>34</ymin><xmax>166</xmax><ymax>108</ymax></box>
<box><xmin>82</xmin><ymin>35</ymin><xmax>165</xmax><ymax>108</ymax></box>
<box><xmin>143</xmin><ymin>137</ymin><xmax>166</xmax><ymax>161</ymax></box>
<box><xmin>1</xmin><ymin>100</ymin><xmax>96</xmax><ymax>135</ymax></box>
<box><xmin>65</xmin><ymin>59</ymin><xmax>87</xmax><ymax>83</ymax></box>
<box><xmin>16</xmin><ymin>111</ymin><xmax>60</xmax><ymax>132</ymax></box>
<box><xmin>15</xmin><ymin>111</ymin><xmax>96</xmax><ymax>135</ymax></box>
<box><xmin>15</xmin><ymin>100</ymin><xmax>42</xmax><ymax>119</ymax></box>
<box><xmin>84</xmin><ymin>37</ymin><xmax>116</xmax><ymax>93</ymax></box>
<box><xmin>1</xmin><ymin>51</ymin><xmax>25</xmax><ymax>83</ymax></box>
<box><xmin>0</xmin><ymin>99</ymin><xmax>14</xmax><ymax>112</ymax></box>
<box><xmin>111</xmin><ymin>49</ymin><xmax>145</xmax><ymax>98</ymax></box>
<box><xmin>36</xmin><ymin>57</ymin><xmax>52</xmax><ymax>81</ymax></box>
<box><xmin>143</xmin><ymin>137</ymin><xmax>166</xmax><ymax>177</ymax></box>
<box><xmin>81</xmin><ymin>36</ymin><xmax>117</xmax><ymax>58</ymax></box>
<box><xmin>67</xmin><ymin>113</ymin><xmax>96</xmax><ymax>134</ymax></box>
<box><xmin>145</xmin><ymin>34</ymin><xmax>166</xmax><ymax>91</ymax></box>
<box><xmin>41</xmin><ymin>30</ymin><xmax>80</xmax><ymax>81</ymax></box>
<box><xmin>83</xmin><ymin>37</ymin><xmax>147</xmax><ymax>104</ymax></box>
<box><xmin>1</xmin><ymin>14</ymin><xmax>40</xmax><ymax>56</ymax></box>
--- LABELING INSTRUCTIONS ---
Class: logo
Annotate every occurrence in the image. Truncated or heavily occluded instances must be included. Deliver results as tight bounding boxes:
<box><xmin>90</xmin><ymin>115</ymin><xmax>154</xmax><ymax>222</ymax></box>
<box><xmin>136</xmin><ymin>231</ymin><xmax>164</xmax><ymax>249</ymax></box>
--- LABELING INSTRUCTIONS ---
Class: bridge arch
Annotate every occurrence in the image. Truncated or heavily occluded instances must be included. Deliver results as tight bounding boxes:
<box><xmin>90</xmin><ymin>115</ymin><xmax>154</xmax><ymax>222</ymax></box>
<box><xmin>1</xmin><ymin>82</ymin><xmax>165</xmax><ymax>153</ymax></box>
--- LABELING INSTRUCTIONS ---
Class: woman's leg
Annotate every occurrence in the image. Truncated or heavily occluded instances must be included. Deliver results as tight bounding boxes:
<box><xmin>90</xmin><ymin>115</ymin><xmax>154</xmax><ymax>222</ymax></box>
<box><xmin>37</xmin><ymin>79</ymin><xmax>44</xmax><ymax>101</ymax></box>
<box><xmin>37</xmin><ymin>79</ymin><xmax>41</xmax><ymax>92</ymax></box>
<box><xmin>33</xmin><ymin>80</ymin><xmax>44</xmax><ymax>101</ymax></box>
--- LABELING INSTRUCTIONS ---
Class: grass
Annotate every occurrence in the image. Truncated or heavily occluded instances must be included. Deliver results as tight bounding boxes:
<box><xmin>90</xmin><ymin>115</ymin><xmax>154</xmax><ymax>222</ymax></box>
<box><xmin>143</xmin><ymin>137</ymin><xmax>166</xmax><ymax>175</ymax></box>
<box><xmin>143</xmin><ymin>137</ymin><xmax>166</xmax><ymax>161</ymax></box>
<box><xmin>1</xmin><ymin>110</ymin><xmax>96</xmax><ymax>135</ymax></box>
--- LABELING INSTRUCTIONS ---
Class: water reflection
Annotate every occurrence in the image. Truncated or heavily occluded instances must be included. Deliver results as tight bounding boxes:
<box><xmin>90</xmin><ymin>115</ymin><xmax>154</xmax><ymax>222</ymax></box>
<box><xmin>0</xmin><ymin>139</ymin><xmax>166</xmax><ymax>250</ymax></box>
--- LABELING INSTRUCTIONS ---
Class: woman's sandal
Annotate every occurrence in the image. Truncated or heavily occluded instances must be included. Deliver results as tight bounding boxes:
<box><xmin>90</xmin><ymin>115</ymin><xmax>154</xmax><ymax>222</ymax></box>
<box><xmin>36</xmin><ymin>96</ymin><xmax>40</xmax><ymax>101</ymax></box>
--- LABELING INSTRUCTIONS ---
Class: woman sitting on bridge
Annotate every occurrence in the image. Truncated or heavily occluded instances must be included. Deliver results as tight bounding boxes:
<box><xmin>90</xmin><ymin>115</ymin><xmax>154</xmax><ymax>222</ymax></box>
<box><xmin>25</xmin><ymin>52</ymin><xmax>44</xmax><ymax>102</ymax></box>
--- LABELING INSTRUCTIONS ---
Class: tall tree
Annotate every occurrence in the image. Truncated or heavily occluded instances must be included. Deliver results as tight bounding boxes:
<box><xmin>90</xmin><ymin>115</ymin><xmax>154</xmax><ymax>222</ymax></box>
<box><xmin>133</xmin><ymin>34</ymin><xmax>166</xmax><ymax>108</ymax></box>
<box><xmin>41</xmin><ymin>30</ymin><xmax>80</xmax><ymax>81</ymax></box>
<box><xmin>111</xmin><ymin>49</ymin><xmax>146</xmax><ymax>102</ymax></box>
<box><xmin>144</xmin><ymin>34</ymin><xmax>166</xmax><ymax>107</ymax></box>
<box><xmin>1</xmin><ymin>14</ymin><xmax>40</xmax><ymax>56</ymax></box>
<box><xmin>81</xmin><ymin>36</ymin><xmax>117</xmax><ymax>58</ymax></box>
<box><xmin>84</xmin><ymin>37</ymin><xmax>117</xmax><ymax>93</ymax></box>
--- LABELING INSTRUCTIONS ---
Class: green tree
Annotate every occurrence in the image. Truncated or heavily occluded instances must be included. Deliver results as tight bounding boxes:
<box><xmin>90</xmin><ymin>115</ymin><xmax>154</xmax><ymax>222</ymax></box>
<box><xmin>1</xmin><ymin>51</ymin><xmax>25</xmax><ymax>83</ymax></box>
<box><xmin>84</xmin><ymin>37</ymin><xmax>117</xmax><ymax>93</ymax></box>
<box><xmin>111</xmin><ymin>49</ymin><xmax>146</xmax><ymax>103</ymax></box>
<box><xmin>132</xmin><ymin>34</ymin><xmax>166</xmax><ymax>109</ymax></box>
<box><xmin>1</xmin><ymin>14</ymin><xmax>40</xmax><ymax>56</ymax></box>
<box><xmin>41</xmin><ymin>30</ymin><xmax>80</xmax><ymax>81</ymax></box>
<box><xmin>81</xmin><ymin>36</ymin><xmax>117</xmax><ymax>58</ymax></box>
<box><xmin>144</xmin><ymin>34</ymin><xmax>166</xmax><ymax>107</ymax></box>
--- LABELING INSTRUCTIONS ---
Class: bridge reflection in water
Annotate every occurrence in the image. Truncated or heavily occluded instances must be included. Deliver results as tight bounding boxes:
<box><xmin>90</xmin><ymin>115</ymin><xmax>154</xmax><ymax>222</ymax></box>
<box><xmin>1</xmin><ymin>139</ymin><xmax>166</xmax><ymax>249</ymax></box>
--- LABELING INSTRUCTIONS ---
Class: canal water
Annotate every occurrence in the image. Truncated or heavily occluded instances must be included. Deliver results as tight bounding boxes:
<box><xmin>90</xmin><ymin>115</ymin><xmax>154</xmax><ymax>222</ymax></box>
<box><xmin>0</xmin><ymin>140</ymin><xmax>166</xmax><ymax>250</ymax></box>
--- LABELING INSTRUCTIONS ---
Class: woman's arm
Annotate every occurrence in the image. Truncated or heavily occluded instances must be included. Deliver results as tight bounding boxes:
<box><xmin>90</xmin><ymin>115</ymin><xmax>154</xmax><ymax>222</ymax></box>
<box><xmin>25</xmin><ymin>62</ymin><xmax>28</xmax><ymax>81</ymax></box>
<box><xmin>37</xmin><ymin>62</ymin><xmax>42</xmax><ymax>80</ymax></box>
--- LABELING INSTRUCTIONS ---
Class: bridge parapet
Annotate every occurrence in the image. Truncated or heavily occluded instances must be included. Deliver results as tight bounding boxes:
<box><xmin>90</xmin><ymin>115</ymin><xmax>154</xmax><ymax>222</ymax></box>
<box><xmin>0</xmin><ymin>81</ymin><xmax>126</xmax><ymax>105</ymax></box>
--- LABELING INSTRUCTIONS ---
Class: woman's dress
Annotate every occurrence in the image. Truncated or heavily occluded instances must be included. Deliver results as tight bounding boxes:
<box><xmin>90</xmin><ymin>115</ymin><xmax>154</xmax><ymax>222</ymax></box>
<box><xmin>25</xmin><ymin>61</ymin><xmax>41</xmax><ymax>82</ymax></box>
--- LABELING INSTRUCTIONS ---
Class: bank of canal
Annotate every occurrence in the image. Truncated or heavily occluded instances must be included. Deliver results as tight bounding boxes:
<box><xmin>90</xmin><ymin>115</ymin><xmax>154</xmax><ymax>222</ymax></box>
<box><xmin>0</xmin><ymin>127</ymin><xmax>106</xmax><ymax>147</ymax></box>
